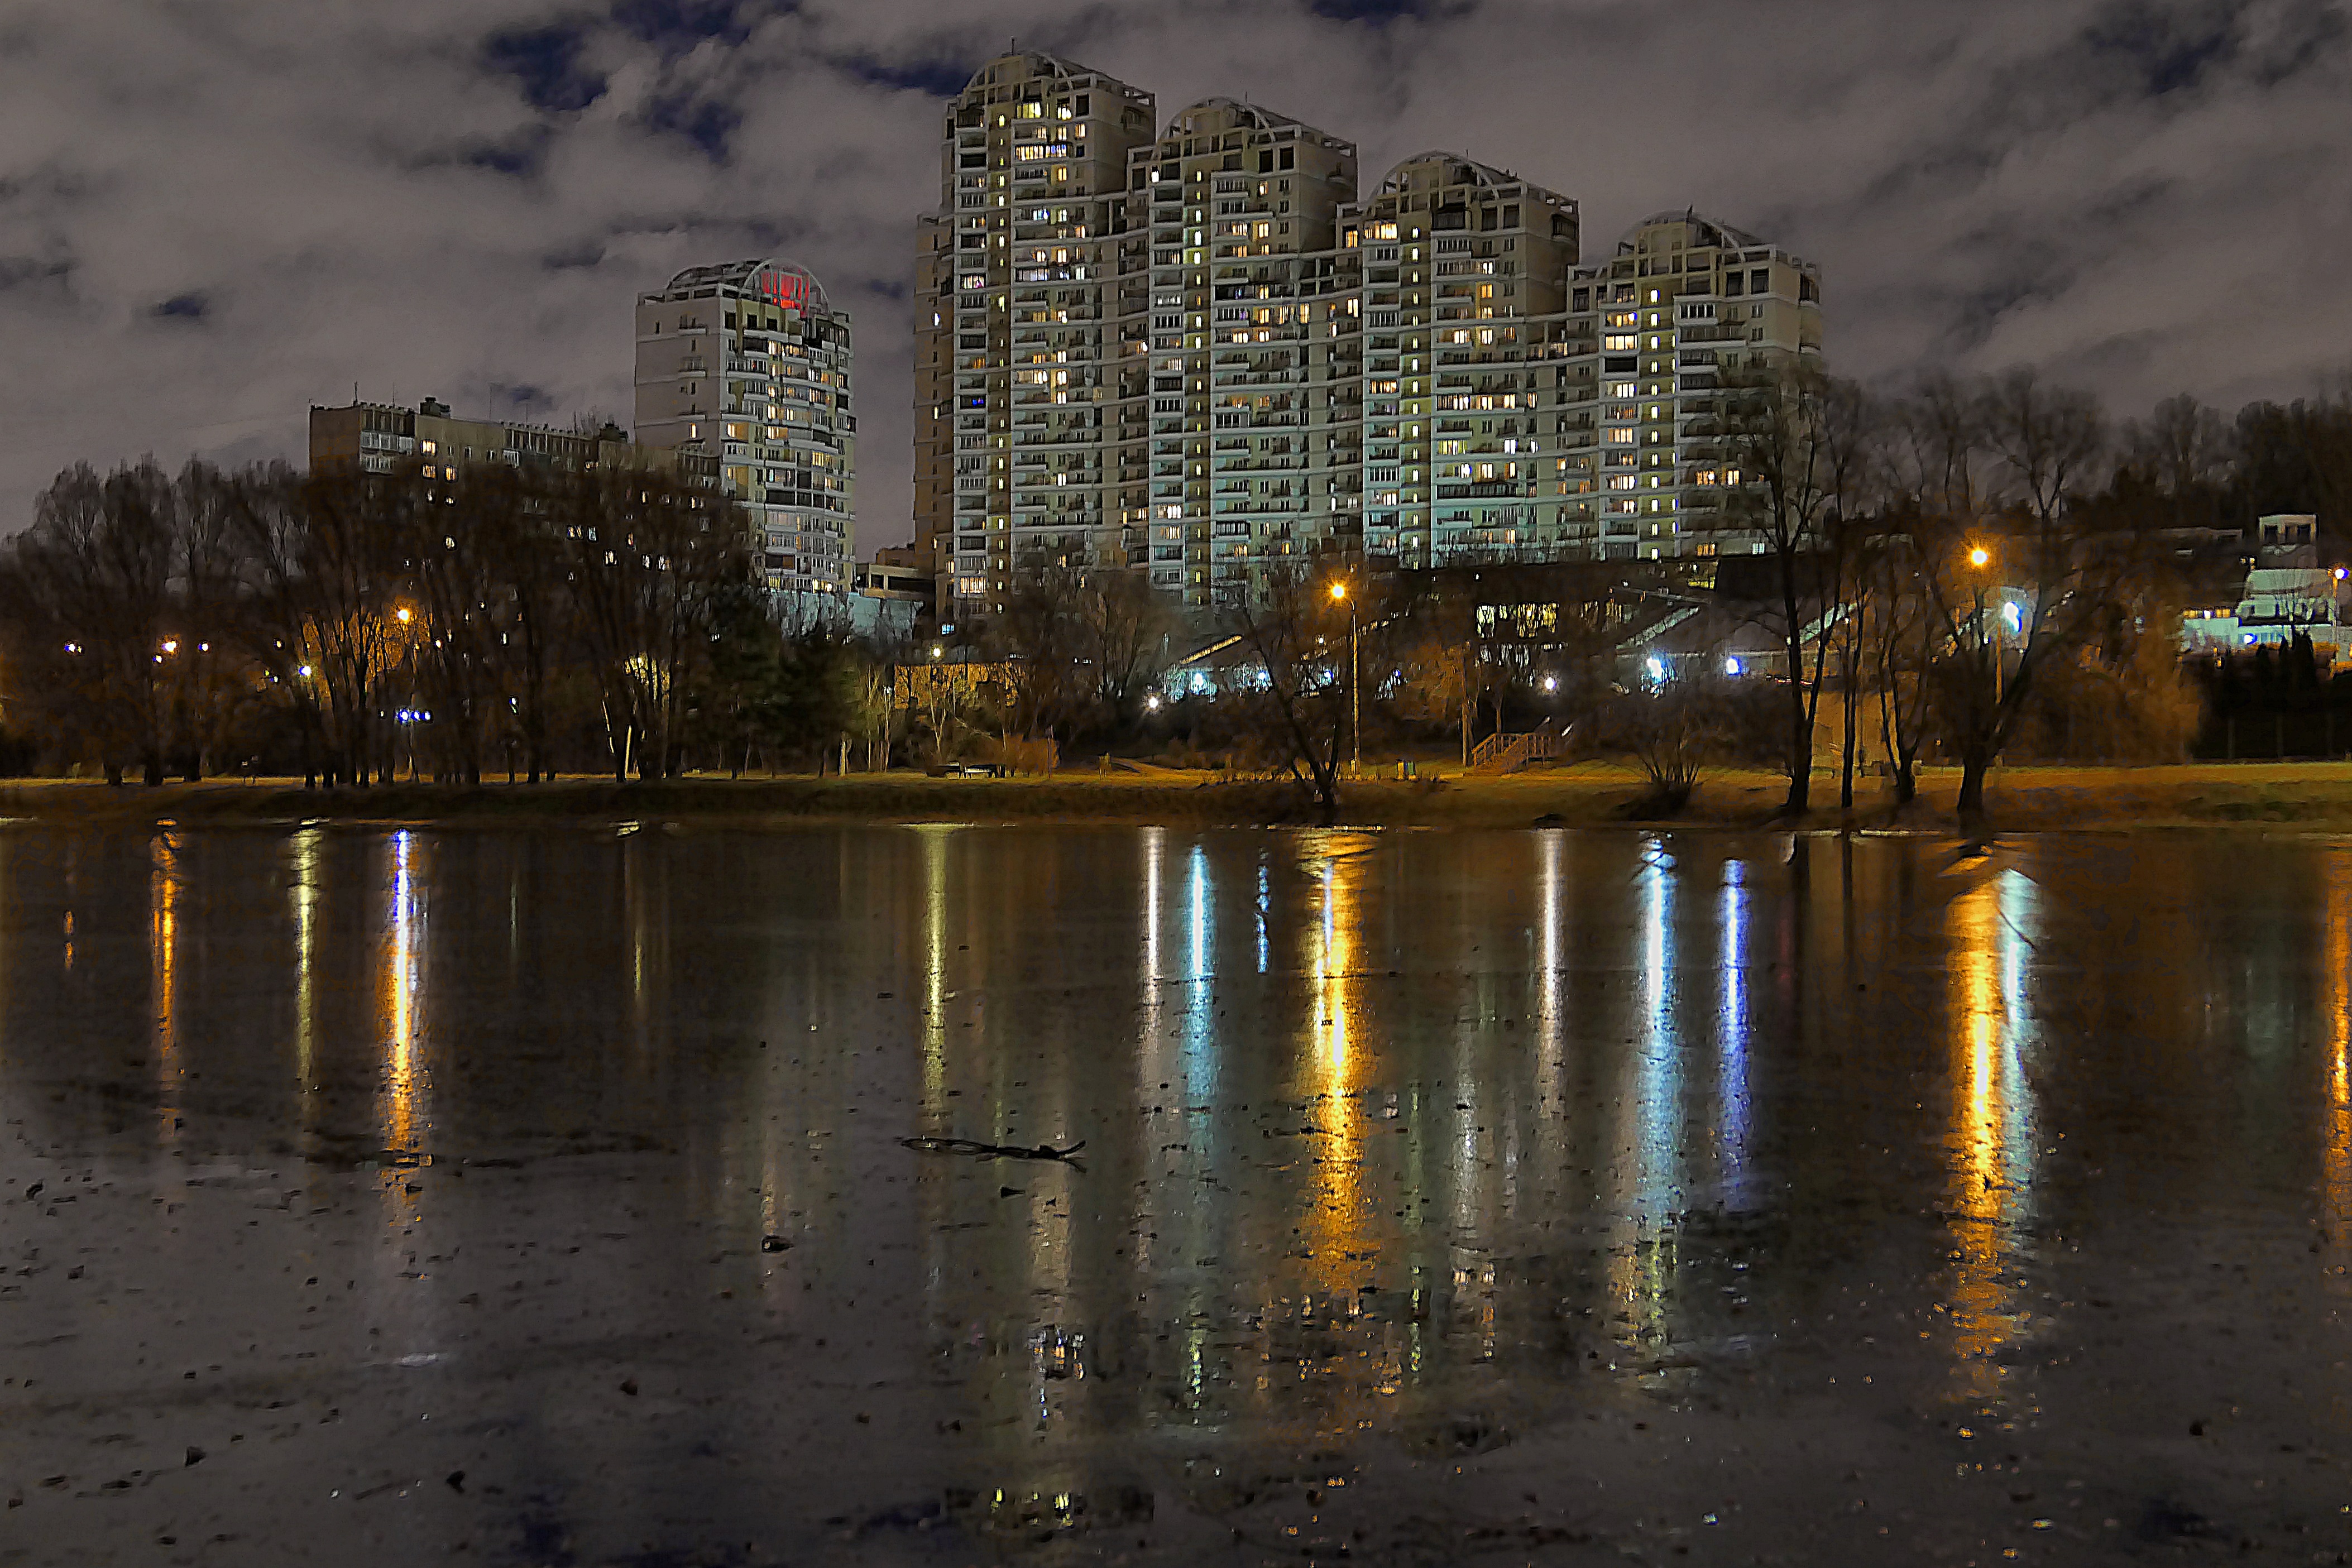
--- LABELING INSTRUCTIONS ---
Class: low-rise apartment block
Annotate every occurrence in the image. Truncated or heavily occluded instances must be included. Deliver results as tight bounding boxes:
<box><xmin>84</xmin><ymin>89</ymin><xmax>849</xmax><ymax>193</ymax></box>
<box><xmin>308</xmin><ymin>397</ymin><xmax>718</xmax><ymax>489</ymax></box>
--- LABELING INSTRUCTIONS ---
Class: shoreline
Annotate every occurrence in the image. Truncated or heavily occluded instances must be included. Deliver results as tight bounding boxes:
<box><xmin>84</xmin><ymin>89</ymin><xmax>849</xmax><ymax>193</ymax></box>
<box><xmin>7</xmin><ymin>760</ymin><xmax>2352</xmax><ymax>833</ymax></box>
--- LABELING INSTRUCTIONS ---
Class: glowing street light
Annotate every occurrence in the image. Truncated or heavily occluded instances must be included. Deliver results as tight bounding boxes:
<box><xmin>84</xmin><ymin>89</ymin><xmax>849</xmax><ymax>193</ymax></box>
<box><xmin>395</xmin><ymin>607</ymin><xmax>413</xmax><ymax>624</ymax></box>
<box><xmin>1967</xmin><ymin>546</ymin><xmax>1991</xmax><ymax>569</ymax></box>
<box><xmin>1328</xmin><ymin>577</ymin><xmax>1359</xmax><ymax>770</ymax></box>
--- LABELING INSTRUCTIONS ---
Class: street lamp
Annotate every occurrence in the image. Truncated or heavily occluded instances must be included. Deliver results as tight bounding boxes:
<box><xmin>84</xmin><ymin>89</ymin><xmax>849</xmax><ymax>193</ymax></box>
<box><xmin>1329</xmin><ymin>579</ymin><xmax>1359</xmax><ymax>772</ymax></box>
<box><xmin>1967</xmin><ymin>546</ymin><xmax>2009</xmax><ymax>706</ymax></box>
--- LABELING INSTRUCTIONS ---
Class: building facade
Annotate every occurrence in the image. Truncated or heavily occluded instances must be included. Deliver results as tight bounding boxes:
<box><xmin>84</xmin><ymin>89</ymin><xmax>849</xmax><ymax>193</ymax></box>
<box><xmin>634</xmin><ymin>258</ymin><xmax>855</xmax><ymax>595</ymax></box>
<box><xmin>912</xmin><ymin>56</ymin><xmax>1824</xmax><ymax>613</ymax></box>
<box><xmin>1344</xmin><ymin>152</ymin><xmax>1580</xmax><ymax>571</ymax></box>
<box><xmin>913</xmin><ymin>52</ymin><xmax>1159</xmax><ymax>610</ymax></box>
<box><xmin>1558</xmin><ymin>212</ymin><xmax>1823</xmax><ymax>562</ymax></box>
<box><xmin>309</xmin><ymin>397</ymin><xmax>718</xmax><ymax>489</ymax></box>
<box><xmin>1132</xmin><ymin>99</ymin><xmax>1362</xmax><ymax>607</ymax></box>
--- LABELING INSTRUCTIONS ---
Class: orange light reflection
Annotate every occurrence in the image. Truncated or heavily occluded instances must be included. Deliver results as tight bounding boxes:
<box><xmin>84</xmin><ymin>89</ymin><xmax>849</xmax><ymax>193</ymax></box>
<box><xmin>1943</xmin><ymin>869</ymin><xmax>2039</xmax><ymax>1401</ymax></box>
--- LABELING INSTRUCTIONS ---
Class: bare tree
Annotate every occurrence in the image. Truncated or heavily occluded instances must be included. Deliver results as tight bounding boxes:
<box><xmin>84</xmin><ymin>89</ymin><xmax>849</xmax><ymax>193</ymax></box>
<box><xmin>1905</xmin><ymin>369</ymin><xmax>2116</xmax><ymax>818</ymax></box>
<box><xmin>2123</xmin><ymin>393</ymin><xmax>2232</xmax><ymax>530</ymax></box>
<box><xmin>1075</xmin><ymin>570</ymin><xmax>1176</xmax><ymax>725</ymax></box>
<box><xmin>1218</xmin><ymin>564</ymin><xmax>1345</xmax><ymax>822</ymax></box>
<box><xmin>0</xmin><ymin>461</ymin><xmax>180</xmax><ymax>783</ymax></box>
<box><xmin>989</xmin><ymin>565</ymin><xmax>1086</xmax><ymax>742</ymax></box>
<box><xmin>557</xmin><ymin>466</ymin><xmax>749</xmax><ymax>779</ymax></box>
<box><xmin>1722</xmin><ymin>365</ymin><xmax>1874</xmax><ymax>813</ymax></box>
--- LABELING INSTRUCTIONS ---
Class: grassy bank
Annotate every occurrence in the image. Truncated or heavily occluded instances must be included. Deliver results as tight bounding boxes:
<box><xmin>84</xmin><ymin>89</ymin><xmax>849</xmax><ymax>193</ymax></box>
<box><xmin>9</xmin><ymin>760</ymin><xmax>2352</xmax><ymax>832</ymax></box>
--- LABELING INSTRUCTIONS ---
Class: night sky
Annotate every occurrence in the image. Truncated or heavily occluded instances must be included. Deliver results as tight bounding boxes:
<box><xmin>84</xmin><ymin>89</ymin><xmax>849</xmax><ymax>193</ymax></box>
<box><xmin>4</xmin><ymin>0</ymin><xmax>2345</xmax><ymax>552</ymax></box>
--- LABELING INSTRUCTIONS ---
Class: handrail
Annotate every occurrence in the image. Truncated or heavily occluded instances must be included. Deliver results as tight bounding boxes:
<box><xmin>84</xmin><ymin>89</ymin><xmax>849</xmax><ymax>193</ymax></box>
<box><xmin>1468</xmin><ymin>724</ymin><xmax>1569</xmax><ymax>775</ymax></box>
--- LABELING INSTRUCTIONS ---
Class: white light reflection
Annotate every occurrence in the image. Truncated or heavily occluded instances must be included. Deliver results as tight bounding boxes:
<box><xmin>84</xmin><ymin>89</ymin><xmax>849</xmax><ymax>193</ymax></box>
<box><xmin>379</xmin><ymin>831</ymin><xmax>427</xmax><ymax>1157</ymax></box>
<box><xmin>1137</xmin><ymin>828</ymin><xmax>1173</xmax><ymax>1284</ymax></box>
<box><xmin>1635</xmin><ymin>839</ymin><xmax>1681</xmax><ymax>1220</ymax></box>
<box><xmin>1535</xmin><ymin>830</ymin><xmax>1567</xmax><ymax>1173</ymax></box>
<box><xmin>290</xmin><ymin>828</ymin><xmax>322</xmax><ymax>1088</ymax></box>
<box><xmin>1606</xmin><ymin>837</ymin><xmax>1681</xmax><ymax>1364</ymax></box>
<box><xmin>1717</xmin><ymin>858</ymin><xmax>1752</xmax><ymax>1209</ymax></box>
<box><xmin>920</xmin><ymin>826</ymin><xmax>954</xmax><ymax>1124</ymax></box>
<box><xmin>1184</xmin><ymin>845</ymin><xmax>1217</xmax><ymax>1104</ymax></box>
<box><xmin>1139</xmin><ymin>826</ymin><xmax>1169</xmax><ymax>1083</ymax></box>
<box><xmin>1256</xmin><ymin>857</ymin><xmax>1271</xmax><ymax>975</ymax></box>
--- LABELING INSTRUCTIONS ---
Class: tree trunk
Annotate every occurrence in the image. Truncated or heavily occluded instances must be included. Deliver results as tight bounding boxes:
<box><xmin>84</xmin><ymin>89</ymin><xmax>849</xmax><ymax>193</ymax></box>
<box><xmin>1892</xmin><ymin>760</ymin><xmax>1917</xmax><ymax>805</ymax></box>
<box><xmin>1839</xmin><ymin>653</ymin><xmax>1858</xmax><ymax>811</ymax></box>
<box><xmin>1957</xmin><ymin>751</ymin><xmax>1991</xmax><ymax>819</ymax></box>
<box><xmin>143</xmin><ymin>755</ymin><xmax>164</xmax><ymax>787</ymax></box>
<box><xmin>1783</xmin><ymin>683</ymin><xmax>1810</xmax><ymax>814</ymax></box>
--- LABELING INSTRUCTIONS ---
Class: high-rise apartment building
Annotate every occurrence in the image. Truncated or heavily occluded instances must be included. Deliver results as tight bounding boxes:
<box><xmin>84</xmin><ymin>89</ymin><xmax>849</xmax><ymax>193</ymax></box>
<box><xmin>634</xmin><ymin>259</ymin><xmax>855</xmax><ymax>595</ymax></box>
<box><xmin>913</xmin><ymin>52</ymin><xmax>1158</xmax><ymax>610</ymax></box>
<box><xmin>1345</xmin><ymin>153</ymin><xmax>1580</xmax><ymax>571</ymax></box>
<box><xmin>1557</xmin><ymin>213</ymin><xmax>1823</xmax><ymax>561</ymax></box>
<box><xmin>1131</xmin><ymin>99</ymin><xmax>1362</xmax><ymax>606</ymax></box>
<box><xmin>913</xmin><ymin>64</ymin><xmax>1824</xmax><ymax>606</ymax></box>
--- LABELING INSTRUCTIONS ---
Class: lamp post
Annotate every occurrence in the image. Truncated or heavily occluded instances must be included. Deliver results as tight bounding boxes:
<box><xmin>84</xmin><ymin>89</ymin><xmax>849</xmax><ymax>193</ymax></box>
<box><xmin>1329</xmin><ymin>579</ymin><xmax>1359</xmax><ymax>773</ymax></box>
<box><xmin>1968</xmin><ymin>544</ymin><xmax>2003</xmax><ymax>708</ymax></box>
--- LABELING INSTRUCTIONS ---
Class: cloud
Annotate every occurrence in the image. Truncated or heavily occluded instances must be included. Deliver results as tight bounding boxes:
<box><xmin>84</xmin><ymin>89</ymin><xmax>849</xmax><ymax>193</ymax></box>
<box><xmin>2</xmin><ymin>0</ymin><xmax>2346</xmax><ymax>546</ymax></box>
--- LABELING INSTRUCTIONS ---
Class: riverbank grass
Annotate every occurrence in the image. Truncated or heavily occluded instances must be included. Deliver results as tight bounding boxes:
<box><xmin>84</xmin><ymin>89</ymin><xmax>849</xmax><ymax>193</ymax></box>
<box><xmin>7</xmin><ymin>760</ymin><xmax>2352</xmax><ymax>831</ymax></box>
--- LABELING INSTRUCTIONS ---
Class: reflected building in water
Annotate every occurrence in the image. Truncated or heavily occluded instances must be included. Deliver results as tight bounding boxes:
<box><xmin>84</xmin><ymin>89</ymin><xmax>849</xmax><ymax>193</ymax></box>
<box><xmin>30</xmin><ymin>824</ymin><xmax>2352</xmax><ymax>1546</ymax></box>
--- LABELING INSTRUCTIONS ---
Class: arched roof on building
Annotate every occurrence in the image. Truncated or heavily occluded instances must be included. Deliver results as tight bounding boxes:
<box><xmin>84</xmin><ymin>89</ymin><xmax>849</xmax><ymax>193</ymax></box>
<box><xmin>1164</xmin><ymin>97</ymin><xmax>1300</xmax><ymax>135</ymax></box>
<box><xmin>1378</xmin><ymin>151</ymin><xmax>1516</xmax><ymax>194</ymax></box>
<box><xmin>1621</xmin><ymin>210</ymin><xmax>1767</xmax><ymax>252</ymax></box>
<box><xmin>955</xmin><ymin>50</ymin><xmax>1094</xmax><ymax>96</ymax></box>
<box><xmin>657</xmin><ymin>258</ymin><xmax>831</xmax><ymax>313</ymax></box>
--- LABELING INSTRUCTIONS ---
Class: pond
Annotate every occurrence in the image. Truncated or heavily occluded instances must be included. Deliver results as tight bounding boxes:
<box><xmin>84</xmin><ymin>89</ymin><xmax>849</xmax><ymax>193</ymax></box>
<box><xmin>4</xmin><ymin>824</ymin><xmax>2349</xmax><ymax>1564</ymax></box>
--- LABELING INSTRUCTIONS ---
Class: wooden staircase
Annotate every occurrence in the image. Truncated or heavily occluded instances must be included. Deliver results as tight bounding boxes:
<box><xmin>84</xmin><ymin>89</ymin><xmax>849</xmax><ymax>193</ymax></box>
<box><xmin>1468</xmin><ymin>726</ymin><xmax>1569</xmax><ymax>776</ymax></box>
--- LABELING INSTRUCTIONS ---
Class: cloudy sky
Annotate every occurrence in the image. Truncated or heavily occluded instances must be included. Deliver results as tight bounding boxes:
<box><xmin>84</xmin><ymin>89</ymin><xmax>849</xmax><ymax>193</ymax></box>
<box><xmin>3</xmin><ymin>0</ymin><xmax>2346</xmax><ymax>549</ymax></box>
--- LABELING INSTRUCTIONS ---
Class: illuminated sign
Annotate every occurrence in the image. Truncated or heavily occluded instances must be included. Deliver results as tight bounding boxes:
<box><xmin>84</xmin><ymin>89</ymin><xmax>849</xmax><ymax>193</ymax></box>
<box><xmin>754</xmin><ymin>268</ymin><xmax>811</xmax><ymax>313</ymax></box>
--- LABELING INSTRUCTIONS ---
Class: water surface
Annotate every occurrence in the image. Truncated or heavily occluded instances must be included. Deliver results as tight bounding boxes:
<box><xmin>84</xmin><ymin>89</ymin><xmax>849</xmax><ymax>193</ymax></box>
<box><xmin>4</xmin><ymin>824</ymin><xmax>2350</xmax><ymax>1564</ymax></box>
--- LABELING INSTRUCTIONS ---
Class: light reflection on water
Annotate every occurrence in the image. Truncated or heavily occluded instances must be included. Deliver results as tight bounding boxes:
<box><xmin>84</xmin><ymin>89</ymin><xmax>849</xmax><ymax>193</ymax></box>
<box><xmin>2326</xmin><ymin>849</ymin><xmax>2351</xmax><ymax>1282</ymax></box>
<box><xmin>377</xmin><ymin>829</ymin><xmax>425</xmax><ymax>1158</ymax></box>
<box><xmin>17</xmin><ymin>823</ymin><xmax>2352</xmax><ymax>1536</ymax></box>
<box><xmin>149</xmin><ymin>833</ymin><xmax>179</xmax><ymax>1153</ymax></box>
<box><xmin>1943</xmin><ymin>865</ymin><xmax>2041</xmax><ymax>1402</ymax></box>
